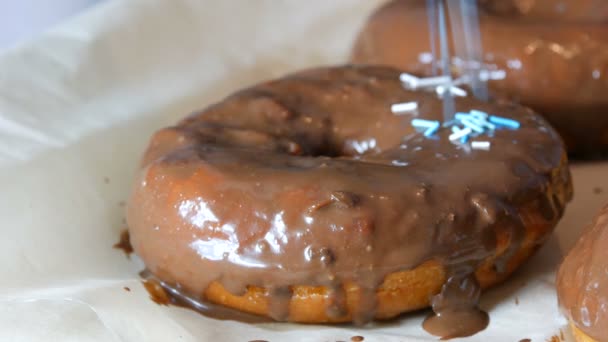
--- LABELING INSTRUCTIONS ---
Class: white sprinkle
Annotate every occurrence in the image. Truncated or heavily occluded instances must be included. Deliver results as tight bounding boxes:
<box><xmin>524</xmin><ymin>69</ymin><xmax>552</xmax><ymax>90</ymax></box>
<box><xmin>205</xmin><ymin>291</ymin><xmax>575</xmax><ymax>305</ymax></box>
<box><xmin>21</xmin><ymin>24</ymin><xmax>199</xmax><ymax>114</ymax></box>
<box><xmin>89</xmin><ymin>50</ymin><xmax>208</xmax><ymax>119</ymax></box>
<box><xmin>507</xmin><ymin>59</ymin><xmax>523</xmax><ymax>70</ymax></box>
<box><xmin>416</xmin><ymin>75</ymin><xmax>452</xmax><ymax>88</ymax></box>
<box><xmin>461</xmin><ymin>117</ymin><xmax>485</xmax><ymax>133</ymax></box>
<box><xmin>479</xmin><ymin>69</ymin><xmax>507</xmax><ymax>81</ymax></box>
<box><xmin>449</xmin><ymin>127</ymin><xmax>472</xmax><ymax>141</ymax></box>
<box><xmin>399</xmin><ymin>73</ymin><xmax>420</xmax><ymax>89</ymax></box>
<box><xmin>418</xmin><ymin>52</ymin><xmax>434</xmax><ymax>64</ymax></box>
<box><xmin>400</xmin><ymin>73</ymin><xmax>451</xmax><ymax>89</ymax></box>
<box><xmin>471</xmin><ymin>141</ymin><xmax>491</xmax><ymax>150</ymax></box>
<box><xmin>436</xmin><ymin>85</ymin><xmax>467</xmax><ymax>97</ymax></box>
<box><xmin>391</xmin><ymin>101</ymin><xmax>418</xmax><ymax>114</ymax></box>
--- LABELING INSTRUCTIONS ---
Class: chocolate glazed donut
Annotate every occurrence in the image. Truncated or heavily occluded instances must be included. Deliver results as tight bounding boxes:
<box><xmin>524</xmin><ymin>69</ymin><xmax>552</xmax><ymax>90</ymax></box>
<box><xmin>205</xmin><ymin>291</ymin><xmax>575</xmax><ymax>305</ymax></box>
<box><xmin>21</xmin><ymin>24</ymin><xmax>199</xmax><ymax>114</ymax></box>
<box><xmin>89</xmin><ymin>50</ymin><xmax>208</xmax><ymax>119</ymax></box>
<box><xmin>557</xmin><ymin>205</ymin><xmax>608</xmax><ymax>342</ymax></box>
<box><xmin>479</xmin><ymin>0</ymin><xmax>608</xmax><ymax>23</ymax></box>
<box><xmin>127</xmin><ymin>65</ymin><xmax>572</xmax><ymax>339</ymax></box>
<box><xmin>351</xmin><ymin>0</ymin><xmax>608</xmax><ymax>157</ymax></box>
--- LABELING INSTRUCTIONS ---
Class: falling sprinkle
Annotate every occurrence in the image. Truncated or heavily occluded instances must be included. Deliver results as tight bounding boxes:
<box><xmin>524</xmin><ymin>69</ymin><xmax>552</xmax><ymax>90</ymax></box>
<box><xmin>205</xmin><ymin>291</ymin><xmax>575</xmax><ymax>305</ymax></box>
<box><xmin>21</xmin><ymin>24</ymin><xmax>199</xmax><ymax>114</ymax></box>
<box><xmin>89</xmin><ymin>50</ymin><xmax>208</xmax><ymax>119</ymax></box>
<box><xmin>478</xmin><ymin>69</ymin><xmax>506</xmax><ymax>81</ymax></box>
<box><xmin>436</xmin><ymin>85</ymin><xmax>467</xmax><ymax>97</ymax></box>
<box><xmin>400</xmin><ymin>73</ymin><xmax>450</xmax><ymax>90</ymax></box>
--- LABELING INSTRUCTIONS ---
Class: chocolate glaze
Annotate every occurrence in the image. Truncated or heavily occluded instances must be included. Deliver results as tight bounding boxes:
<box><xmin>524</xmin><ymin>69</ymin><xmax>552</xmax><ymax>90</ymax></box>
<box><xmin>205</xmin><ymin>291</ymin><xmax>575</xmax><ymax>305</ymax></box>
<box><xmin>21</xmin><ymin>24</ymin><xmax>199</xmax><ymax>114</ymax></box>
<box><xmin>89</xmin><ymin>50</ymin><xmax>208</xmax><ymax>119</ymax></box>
<box><xmin>557</xmin><ymin>205</ymin><xmax>608</xmax><ymax>341</ymax></box>
<box><xmin>351</xmin><ymin>0</ymin><xmax>608</xmax><ymax>156</ymax></box>
<box><xmin>140</xmin><ymin>270</ymin><xmax>271</xmax><ymax>323</ymax></box>
<box><xmin>127</xmin><ymin>65</ymin><xmax>571</xmax><ymax>338</ymax></box>
<box><xmin>113</xmin><ymin>229</ymin><xmax>133</xmax><ymax>257</ymax></box>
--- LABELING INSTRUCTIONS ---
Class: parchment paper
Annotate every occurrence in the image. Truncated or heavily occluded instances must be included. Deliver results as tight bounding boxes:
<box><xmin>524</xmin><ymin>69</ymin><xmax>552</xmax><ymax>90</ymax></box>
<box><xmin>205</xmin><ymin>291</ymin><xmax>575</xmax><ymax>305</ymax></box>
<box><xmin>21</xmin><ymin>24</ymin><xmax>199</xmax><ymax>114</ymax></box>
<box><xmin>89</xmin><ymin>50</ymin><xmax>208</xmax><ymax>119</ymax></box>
<box><xmin>0</xmin><ymin>1</ymin><xmax>606</xmax><ymax>341</ymax></box>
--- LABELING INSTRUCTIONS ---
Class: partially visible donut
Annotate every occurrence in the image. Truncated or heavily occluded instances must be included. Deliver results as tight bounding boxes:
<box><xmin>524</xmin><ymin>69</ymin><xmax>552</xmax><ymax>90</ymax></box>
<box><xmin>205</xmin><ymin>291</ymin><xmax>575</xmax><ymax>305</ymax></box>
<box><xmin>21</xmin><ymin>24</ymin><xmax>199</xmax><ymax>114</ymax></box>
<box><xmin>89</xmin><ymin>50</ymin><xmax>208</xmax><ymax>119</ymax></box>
<box><xmin>127</xmin><ymin>65</ymin><xmax>572</xmax><ymax>338</ymax></box>
<box><xmin>557</xmin><ymin>205</ymin><xmax>608</xmax><ymax>342</ymax></box>
<box><xmin>351</xmin><ymin>0</ymin><xmax>608</xmax><ymax>156</ymax></box>
<box><xmin>479</xmin><ymin>0</ymin><xmax>608</xmax><ymax>23</ymax></box>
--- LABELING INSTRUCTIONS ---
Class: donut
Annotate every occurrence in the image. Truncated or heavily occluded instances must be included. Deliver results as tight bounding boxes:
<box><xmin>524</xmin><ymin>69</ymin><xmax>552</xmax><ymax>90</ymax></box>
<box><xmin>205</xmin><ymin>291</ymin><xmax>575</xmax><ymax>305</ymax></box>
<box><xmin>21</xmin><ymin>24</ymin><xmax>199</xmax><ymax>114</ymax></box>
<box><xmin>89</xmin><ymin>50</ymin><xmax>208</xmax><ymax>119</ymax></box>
<box><xmin>479</xmin><ymin>0</ymin><xmax>608</xmax><ymax>23</ymax></box>
<box><xmin>351</xmin><ymin>0</ymin><xmax>608</xmax><ymax>156</ymax></box>
<box><xmin>127</xmin><ymin>65</ymin><xmax>572</xmax><ymax>338</ymax></box>
<box><xmin>557</xmin><ymin>205</ymin><xmax>608</xmax><ymax>342</ymax></box>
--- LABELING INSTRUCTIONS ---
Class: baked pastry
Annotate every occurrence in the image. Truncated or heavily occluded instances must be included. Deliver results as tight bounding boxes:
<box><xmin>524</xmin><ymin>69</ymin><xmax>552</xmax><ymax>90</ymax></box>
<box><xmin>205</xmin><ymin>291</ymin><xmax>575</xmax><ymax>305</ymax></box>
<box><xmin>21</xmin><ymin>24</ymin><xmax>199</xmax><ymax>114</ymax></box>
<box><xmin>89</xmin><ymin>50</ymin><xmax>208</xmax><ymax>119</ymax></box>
<box><xmin>557</xmin><ymin>205</ymin><xmax>608</xmax><ymax>342</ymax></box>
<box><xmin>127</xmin><ymin>65</ymin><xmax>572</xmax><ymax>338</ymax></box>
<box><xmin>351</xmin><ymin>0</ymin><xmax>608</xmax><ymax>157</ymax></box>
<box><xmin>479</xmin><ymin>0</ymin><xmax>608</xmax><ymax>23</ymax></box>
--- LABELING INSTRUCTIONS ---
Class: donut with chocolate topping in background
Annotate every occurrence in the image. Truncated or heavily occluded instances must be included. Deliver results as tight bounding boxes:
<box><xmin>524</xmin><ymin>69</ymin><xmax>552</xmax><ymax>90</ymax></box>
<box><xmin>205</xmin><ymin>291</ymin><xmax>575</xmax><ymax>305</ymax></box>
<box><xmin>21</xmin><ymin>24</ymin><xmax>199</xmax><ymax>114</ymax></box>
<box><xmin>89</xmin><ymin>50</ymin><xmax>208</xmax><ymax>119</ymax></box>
<box><xmin>479</xmin><ymin>0</ymin><xmax>608</xmax><ymax>23</ymax></box>
<box><xmin>127</xmin><ymin>65</ymin><xmax>572</xmax><ymax>339</ymax></box>
<box><xmin>351</xmin><ymin>0</ymin><xmax>608</xmax><ymax>157</ymax></box>
<box><xmin>557</xmin><ymin>205</ymin><xmax>608</xmax><ymax>342</ymax></box>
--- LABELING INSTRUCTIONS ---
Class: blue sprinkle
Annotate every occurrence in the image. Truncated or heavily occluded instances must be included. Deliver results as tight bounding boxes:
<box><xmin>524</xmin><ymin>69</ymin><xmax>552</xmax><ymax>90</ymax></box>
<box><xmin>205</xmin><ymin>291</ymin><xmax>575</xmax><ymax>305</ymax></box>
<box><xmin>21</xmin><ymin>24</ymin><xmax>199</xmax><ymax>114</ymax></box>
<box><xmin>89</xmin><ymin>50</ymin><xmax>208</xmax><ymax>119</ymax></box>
<box><xmin>454</xmin><ymin>113</ymin><xmax>471</xmax><ymax>121</ymax></box>
<box><xmin>412</xmin><ymin>119</ymin><xmax>440</xmax><ymax>128</ymax></box>
<box><xmin>461</xmin><ymin>117</ymin><xmax>485</xmax><ymax>133</ymax></box>
<box><xmin>469</xmin><ymin>110</ymin><xmax>489</xmax><ymax>120</ymax></box>
<box><xmin>424</xmin><ymin>122</ymin><xmax>440</xmax><ymax>137</ymax></box>
<box><xmin>442</xmin><ymin>119</ymin><xmax>457</xmax><ymax>127</ymax></box>
<box><xmin>468</xmin><ymin>115</ymin><xmax>496</xmax><ymax>130</ymax></box>
<box><xmin>460</xmin><ymin>134</ymin><xmax>470</xmax><ymax>143</ymax></box>
<box><xmin>489</xmin><ymin>115</ymin><xmax>520</xmax><ymax>129</ymax></box>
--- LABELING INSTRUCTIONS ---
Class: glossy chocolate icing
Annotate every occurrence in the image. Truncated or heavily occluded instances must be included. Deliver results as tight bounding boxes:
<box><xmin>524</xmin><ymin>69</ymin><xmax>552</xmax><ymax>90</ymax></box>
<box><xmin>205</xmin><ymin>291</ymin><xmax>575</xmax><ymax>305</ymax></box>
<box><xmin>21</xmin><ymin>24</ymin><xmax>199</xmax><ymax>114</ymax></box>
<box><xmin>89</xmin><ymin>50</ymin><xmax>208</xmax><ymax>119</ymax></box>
<box><xmin>557</xmin><ymin>205</ymin><xmax>608</xmax><ymax>341</ymax></box>
<box><xmin>127</xmin><ymin>65</ymin><xmax>571</xmax><ymax>338</ymax></box>
<box><xmin>351</xmin><ymin>0</ymin><xmax>608</xmax><ymax>156</ymax></box>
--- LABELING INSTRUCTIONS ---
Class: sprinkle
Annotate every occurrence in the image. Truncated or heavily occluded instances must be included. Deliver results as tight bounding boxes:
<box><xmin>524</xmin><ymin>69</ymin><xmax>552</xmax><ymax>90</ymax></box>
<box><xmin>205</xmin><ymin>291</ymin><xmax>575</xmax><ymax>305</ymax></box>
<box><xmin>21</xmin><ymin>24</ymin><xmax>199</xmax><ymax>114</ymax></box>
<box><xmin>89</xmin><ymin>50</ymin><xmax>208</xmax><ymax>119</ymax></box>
<box><xmin>424</xmin><ymin>122</ymin><xmax>440</xmax><ymax>137</ymax></box>
<box><xmin>436</xmin><ymin>85</ymin><xmax>467</xmax><ymax>97</ymax></box>
<box><xmin>415</xmin><ymin>75</ymin><xmax>452</xmax><ymax>88</ymax></box>
<box><xmin>449</xmin><ymin>127</ymin><xmax>472</xmax><ymax>141</ymax></box>
<box><xmin>454</xmin><ymin>113</ymin><xmax>471</xmax><ymax>121</ymax></box>
<box><xmin>399</xmin><ymin>73</ymin><xmax>419</xmax><ymax>88</ymax></box>
<box><xmin>411</xmin><ymin>119</ymin><xmax>440</xmax><ymax>128</ymax></box>
<box><xmin>457</xmin><ymin>111</ymin><xmax>496</xmax><ymax>130</ymax></box>
<box><xmin>471</xmin><ymin>141</ymin><xmax>491</xmax><ymax>150</ymax></box>
<box><xmin>461</xmin><ymin>117</ymin><xmax>485</xmax><ymax>133</ymax></box>
<box><xmin>469</xmin><ymin>110</ymin><xmax>488</xmax><ymax>119</ymax></box>
<box><xmin>400</xmin><ymin>73</ymin><xmax>451</xmax><ymax>89</ymax></box>
<box><xmin>391</xmin><ymin>101</ymin><xmax>418</xmax><ymax>114</ymax></box>
<box><xmin>451</xmin><ymin>125</ymin><xmax>471</xmax><ymax>143</ymax></box>
<box><xmin>478</xmin><ymin>69</ymin><xmax>506</xmax><ymax>81</ymax></box>
<box><xmin>489</xmin><ymin>115</ymin><xmax>520</xmax><ymax>129</ymax></box>
<box><xmin>442</xmin><ymin>119</ymin><xmax>458</xmax><ymax>127</ymax></box>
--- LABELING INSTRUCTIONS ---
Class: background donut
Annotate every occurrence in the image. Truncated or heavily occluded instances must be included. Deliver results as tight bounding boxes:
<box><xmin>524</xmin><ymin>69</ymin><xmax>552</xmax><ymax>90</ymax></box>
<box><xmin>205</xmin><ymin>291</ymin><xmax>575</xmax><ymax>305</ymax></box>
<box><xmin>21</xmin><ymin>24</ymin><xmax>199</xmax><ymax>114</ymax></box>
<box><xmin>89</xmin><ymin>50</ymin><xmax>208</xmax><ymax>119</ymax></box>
<box><xmin>351</xmin><ymin>0</ymin><xmax>608</xmax><ymax>157</ymax></box>
<box><xmin>479</xmin><ymin>0</ymin><xmax>608</xmax><ymax>23</ymax></box>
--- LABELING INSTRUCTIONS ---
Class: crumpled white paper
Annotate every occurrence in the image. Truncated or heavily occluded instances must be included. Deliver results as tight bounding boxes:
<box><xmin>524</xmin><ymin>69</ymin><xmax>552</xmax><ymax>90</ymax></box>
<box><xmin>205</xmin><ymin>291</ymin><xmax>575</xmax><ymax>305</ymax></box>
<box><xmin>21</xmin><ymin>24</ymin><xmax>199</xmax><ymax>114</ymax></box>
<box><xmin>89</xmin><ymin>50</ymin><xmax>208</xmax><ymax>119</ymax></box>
<box><xmin>0</xmin><ymin>0</ymin><xmax>606</xmax><ymax>341</ymax></box>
